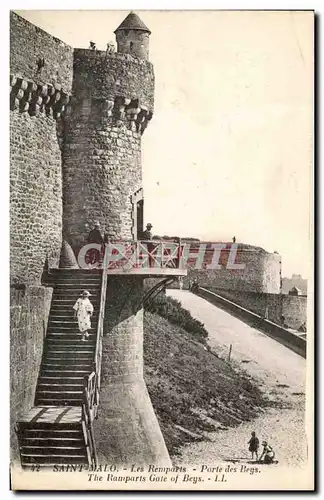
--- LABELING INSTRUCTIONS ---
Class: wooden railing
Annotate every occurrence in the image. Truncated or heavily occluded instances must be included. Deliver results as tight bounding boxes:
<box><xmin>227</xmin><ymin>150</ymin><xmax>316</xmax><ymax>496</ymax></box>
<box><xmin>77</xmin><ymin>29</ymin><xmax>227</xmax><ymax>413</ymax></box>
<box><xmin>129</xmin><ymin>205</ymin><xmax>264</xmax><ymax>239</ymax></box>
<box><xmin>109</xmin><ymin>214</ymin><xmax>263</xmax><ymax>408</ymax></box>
<box><xmin>81</xmin><ymin>371</ymin><xmax>97</xmax><ymax>467</ymax></box>
<box><xmin>94</xmin><ymin>248</ymin><xmax>109</xmax><ymax>407</ymax></box>
<box><xmin>98</xmin><ymin>240</ymin><xmax>184</xmax><ymax>270</ymax></box>
<box><xmin>81</xmin><ymin>258</ymin><xmax>109</xmax><ymax>466</ymax></box>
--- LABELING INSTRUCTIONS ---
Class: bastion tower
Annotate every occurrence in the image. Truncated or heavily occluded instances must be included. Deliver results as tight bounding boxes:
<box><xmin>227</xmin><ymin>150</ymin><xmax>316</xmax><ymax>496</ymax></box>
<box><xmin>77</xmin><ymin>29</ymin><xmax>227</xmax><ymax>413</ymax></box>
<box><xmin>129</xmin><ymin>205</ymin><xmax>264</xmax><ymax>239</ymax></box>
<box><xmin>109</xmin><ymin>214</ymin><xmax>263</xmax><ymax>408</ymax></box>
<box><xmin>62</xmin><ymin>12</ymin><xmax>171</xmax><ymax>465</ymax></box>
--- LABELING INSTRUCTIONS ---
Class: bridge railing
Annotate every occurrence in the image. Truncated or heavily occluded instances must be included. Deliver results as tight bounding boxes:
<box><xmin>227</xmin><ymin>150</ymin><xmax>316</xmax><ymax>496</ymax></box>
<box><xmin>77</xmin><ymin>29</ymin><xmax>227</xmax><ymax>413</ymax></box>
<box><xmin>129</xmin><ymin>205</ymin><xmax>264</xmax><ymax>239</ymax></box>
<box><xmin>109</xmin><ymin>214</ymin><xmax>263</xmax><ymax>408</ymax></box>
<box><xmin>83</xmin><ymin>240</ymin><xmax>185</xmax><ymax>271</ymax></box>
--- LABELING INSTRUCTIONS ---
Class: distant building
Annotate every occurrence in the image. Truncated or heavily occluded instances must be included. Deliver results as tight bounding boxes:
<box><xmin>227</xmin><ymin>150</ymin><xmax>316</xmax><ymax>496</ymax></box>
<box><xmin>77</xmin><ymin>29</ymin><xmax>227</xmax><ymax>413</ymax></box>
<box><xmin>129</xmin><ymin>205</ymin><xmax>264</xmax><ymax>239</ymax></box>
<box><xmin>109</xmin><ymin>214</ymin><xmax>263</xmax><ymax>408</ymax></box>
<box><xmin>282</xmin><ymin>275</ymin><xmax>307</xmax><ymax>295</ymax></box>
<box><xmin>288</xmin><ymin>286</ymin><xmax>302</xmax><ymax>296</ymax></box>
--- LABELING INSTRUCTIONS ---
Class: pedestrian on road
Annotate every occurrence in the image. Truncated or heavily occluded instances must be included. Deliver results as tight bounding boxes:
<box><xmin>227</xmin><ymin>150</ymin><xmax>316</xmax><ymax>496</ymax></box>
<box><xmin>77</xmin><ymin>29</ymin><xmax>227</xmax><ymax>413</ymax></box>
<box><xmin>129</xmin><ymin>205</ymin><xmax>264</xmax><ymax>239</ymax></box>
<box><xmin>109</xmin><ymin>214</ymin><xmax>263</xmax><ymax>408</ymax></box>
<box><xmin>73</xmin><ymin>290</ymin><xmax>94</xmax><ymax>341</ymax></box>
<box><xmin>259</xmin><ymin>441</ymin><xmax>276</xmax><ymax>464</ymax></box>
<box><xmin>248</xmin><ymin>431</ymin><xmax>259</xmax><ymax>460</ymax></box>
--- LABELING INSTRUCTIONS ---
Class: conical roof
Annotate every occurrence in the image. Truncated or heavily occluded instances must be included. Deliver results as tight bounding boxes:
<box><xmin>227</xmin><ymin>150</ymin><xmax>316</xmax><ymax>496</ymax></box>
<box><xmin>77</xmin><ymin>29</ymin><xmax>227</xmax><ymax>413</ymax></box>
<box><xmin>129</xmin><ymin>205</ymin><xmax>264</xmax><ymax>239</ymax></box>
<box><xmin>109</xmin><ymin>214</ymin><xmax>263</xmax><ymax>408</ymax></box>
<box><xmin>114</xmin><ymin>11</ymin><xmax>151</xmax><ymax>34</ymax></box>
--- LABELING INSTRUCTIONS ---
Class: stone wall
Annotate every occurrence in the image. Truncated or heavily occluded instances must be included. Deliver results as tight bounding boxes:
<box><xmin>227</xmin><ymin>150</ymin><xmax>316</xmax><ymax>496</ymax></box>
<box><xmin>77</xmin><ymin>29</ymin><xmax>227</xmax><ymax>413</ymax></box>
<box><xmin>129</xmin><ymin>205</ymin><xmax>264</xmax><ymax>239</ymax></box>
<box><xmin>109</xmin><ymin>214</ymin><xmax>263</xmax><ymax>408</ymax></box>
<box><xmin>62</xmin><ymin>113</ymin><xmax>142</xmax><ymax>251</ymax></box>
<box><xmin>62</xmin><ymin>49</ymin><xmax>154</xmax><ymax>251</ymax></box>
<box><xmin>115</xmin><ymin>30</ymin><xmax>150</xmax><ymax>61</ymax></box>
<box><xmin>10</xmin><ymin>284</ymin><xmax>52</xmax><ymax>461</ymax></box>
<box><xmin>73</xmin><ymin>49</ymin><xmax>154</xmax><ymax>110</ymax></box>
<box><xmin>183</xmin><ymin>245</ymin><xmax>281</xmax><ymax>294</ymax></box>
<box><xmin>93</xmin><ymin>277</ymin><xmax>171</xmax><ymax>465</ymax></box>
<box><xmin>10</xmin><ymin>12</ymin><xmax>73</xmax><ymax>93</ymax></box>
<box><xmin>282</xmin><ymin>295</ymin><xmax>307</xmax><ymax>330</ymax></box>
<box><xmin>197</xmin><ymin>288</ymin><xmax>307</xmax><ymax>358</ymax></box>
<box><xmin>10</xmin><ymin>13</ymin><xmax>73</xmax><ymax>461</ymax></box>
<box><xmin>206</xmin><ymin>287</ymin><xmax>307</xmax><ymax>330</ymax></box>
<box><xmin>10</xmin><ymin>12</ymin><xmax>73</xmax><ymax>284</ymax></box>
<box><xmin>10</xmin><ymin>111</ymin><xmax>63</xmax><ymax>285</ymax></box>
<box><xmin>208</xmin><ymin>288</ymin><xmax>282</xmax><ymax>325</ymax></box>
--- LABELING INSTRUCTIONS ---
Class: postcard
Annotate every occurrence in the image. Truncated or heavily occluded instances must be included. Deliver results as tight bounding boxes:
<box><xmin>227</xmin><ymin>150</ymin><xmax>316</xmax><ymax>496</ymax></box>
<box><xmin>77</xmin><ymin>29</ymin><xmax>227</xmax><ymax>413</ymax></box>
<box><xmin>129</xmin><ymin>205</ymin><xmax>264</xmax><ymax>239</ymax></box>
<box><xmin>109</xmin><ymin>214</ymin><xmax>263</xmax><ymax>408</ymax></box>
<box><xmin>9</xmin><ymin>9</ymin><xmax>314</xmax><ymax>491</ymax></box>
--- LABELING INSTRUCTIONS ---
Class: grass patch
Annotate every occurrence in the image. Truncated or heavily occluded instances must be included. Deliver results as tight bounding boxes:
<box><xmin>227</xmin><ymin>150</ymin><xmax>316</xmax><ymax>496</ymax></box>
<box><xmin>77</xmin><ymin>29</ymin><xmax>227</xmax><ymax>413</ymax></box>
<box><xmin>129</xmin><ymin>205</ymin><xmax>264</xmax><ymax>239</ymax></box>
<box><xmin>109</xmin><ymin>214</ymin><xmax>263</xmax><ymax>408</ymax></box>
<box><xmin>143</xmin><ymin>311</ymin><xmax>269</xmax><ymax>456</ymax></box>
<box><xmin>144</xmin><ymin>292</ymin><xmax>208</xmax><ymax>345</ymax></box>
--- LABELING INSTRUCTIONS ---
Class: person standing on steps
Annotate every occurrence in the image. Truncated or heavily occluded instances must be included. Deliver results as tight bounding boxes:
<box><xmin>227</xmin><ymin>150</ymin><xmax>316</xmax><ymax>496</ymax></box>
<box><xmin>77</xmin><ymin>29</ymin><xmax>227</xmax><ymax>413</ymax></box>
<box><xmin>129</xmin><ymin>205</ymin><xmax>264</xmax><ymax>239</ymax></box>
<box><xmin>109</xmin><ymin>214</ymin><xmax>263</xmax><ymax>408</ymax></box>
<box><xmin>73</xmin><ymin>290</ymin><xmax>94</xmax><ymax>341</ymax></box>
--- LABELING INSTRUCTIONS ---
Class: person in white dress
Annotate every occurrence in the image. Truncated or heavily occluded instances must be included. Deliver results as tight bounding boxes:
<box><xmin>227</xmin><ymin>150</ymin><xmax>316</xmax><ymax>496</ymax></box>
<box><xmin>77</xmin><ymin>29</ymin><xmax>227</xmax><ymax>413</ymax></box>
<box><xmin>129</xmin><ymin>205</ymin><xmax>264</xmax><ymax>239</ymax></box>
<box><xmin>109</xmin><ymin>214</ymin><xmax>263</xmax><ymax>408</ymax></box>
<box><xmin>73</xmin><ymin>290</ymin><xmax>94</xmax><ymax>341</ymax></box>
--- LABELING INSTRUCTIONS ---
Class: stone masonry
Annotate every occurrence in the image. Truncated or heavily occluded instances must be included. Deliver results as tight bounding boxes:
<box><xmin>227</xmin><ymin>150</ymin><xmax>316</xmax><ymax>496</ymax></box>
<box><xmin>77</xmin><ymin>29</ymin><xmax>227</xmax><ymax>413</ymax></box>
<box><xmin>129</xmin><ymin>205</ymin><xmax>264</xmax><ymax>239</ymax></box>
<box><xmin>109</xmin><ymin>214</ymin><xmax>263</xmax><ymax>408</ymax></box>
<box><xmin>63</xmin><ymin>48</ymin><xmax>154</xmax><ymax>252</ymax></box>
<box><xmin>10</xmin><ymin>111</ymin><xmax>63</xmax><ymax>284</ymax></box>
<box><xmin>10</xmin><ymin>12</ymin><xmax>73</xmax><ymax>456</ymax></box>
<box><xmin>185</xmin><ymin>244</ymin><xmax>282</xmax><ymax>294</ymax></box>
<box><xmin>94</xmin><ymin>277</ymin><xmax>171</xmax><ymax>465</ymax></box>
<box><xmin>10</xmin><ymin>11</ymin><xmax>284</xmax><ymax>466</ymax></box>
<box><xmin>10</xmin><ymin>285</ymin><xmax>52</xmax><ymax>460</ymax></box>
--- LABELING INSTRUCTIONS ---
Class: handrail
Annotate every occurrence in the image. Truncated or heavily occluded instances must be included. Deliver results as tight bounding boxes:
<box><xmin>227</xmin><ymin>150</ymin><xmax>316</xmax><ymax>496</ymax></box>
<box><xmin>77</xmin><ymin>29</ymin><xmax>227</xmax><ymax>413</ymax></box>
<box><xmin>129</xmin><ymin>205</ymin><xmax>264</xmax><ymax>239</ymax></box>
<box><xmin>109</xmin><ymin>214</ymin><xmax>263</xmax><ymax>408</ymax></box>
<box><xmin>81</xmin><ymin>254</ymin><xmax>109</xmax><ymax>467</ymax></box>
<box><xmin>94</xmin><ymin>245</ymin><xmax>109</xmax><ymax>403</ymax></box>
<box><xmin>102</xmin><ymin>240</ymin><xmax>184</xmax><ymax>270</ymax></box>
<box><xmin>81</xmin><ymin>378</ymin><xmax>97</xmax><ymax>468</ymax></box>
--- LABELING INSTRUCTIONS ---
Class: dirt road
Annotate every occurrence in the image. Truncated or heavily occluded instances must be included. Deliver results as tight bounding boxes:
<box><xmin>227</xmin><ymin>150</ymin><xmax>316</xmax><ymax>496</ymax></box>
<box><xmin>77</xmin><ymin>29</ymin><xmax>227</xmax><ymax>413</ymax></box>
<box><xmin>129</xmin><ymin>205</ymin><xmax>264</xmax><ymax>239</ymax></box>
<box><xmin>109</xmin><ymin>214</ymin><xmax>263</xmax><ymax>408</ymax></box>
<box><xmin>167</xmin><ymin>290</ymin><xmax>307</xmax><ymax>467</ymax></box>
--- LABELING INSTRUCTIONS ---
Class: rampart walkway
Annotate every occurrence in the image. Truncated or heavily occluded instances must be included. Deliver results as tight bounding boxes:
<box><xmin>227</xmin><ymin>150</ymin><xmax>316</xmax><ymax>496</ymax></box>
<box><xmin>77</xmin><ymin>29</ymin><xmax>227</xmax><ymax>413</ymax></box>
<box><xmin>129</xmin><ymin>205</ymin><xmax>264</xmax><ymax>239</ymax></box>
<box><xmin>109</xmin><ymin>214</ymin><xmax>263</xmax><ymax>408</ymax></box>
<box><xmin>166</xmin><ymin>290</ymin><xmax>305</xmax><ymax>397</ymax></box>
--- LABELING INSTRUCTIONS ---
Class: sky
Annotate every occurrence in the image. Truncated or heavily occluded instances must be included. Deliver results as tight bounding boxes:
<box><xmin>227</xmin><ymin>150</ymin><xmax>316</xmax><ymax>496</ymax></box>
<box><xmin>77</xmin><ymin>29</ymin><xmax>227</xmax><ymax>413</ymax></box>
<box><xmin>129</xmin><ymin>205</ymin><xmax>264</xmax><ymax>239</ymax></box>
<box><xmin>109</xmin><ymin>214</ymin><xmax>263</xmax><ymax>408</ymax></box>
<box><xmin>15</xmin><ymin>10</ymin><xmax>313</xmax><ymax>278</ymax></box>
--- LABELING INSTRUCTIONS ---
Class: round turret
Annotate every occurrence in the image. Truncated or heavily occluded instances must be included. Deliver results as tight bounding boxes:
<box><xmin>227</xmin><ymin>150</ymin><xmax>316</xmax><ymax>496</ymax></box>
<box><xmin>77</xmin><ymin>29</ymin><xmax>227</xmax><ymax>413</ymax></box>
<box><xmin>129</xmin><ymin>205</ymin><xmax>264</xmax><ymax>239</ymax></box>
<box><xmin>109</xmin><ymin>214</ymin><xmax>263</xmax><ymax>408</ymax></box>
<box><xmin>114</xmin><ymin>11</ymin><xmax>151</xmax><ymax>61</ymax></box>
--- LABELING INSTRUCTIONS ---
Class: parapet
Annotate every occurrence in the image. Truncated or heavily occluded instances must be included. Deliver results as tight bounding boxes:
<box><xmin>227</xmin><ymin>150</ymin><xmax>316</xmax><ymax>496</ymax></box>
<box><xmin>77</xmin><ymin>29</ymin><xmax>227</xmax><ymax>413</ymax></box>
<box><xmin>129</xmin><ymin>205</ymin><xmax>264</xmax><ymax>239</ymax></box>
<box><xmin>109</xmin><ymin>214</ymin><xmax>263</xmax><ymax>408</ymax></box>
<box><xmin>10</xmin><ymin>12</ymin><xmax>73</xmax><ymax>94</ymax></box>
<box><xmin>73</xmin><ymin>48</ymin><xmax>154</xmax><ymax>113</ymax></box>
<box><xmin>10</xmin><ymin>74</ymin><xmax>70</xmax><ymax>119</ymax></box>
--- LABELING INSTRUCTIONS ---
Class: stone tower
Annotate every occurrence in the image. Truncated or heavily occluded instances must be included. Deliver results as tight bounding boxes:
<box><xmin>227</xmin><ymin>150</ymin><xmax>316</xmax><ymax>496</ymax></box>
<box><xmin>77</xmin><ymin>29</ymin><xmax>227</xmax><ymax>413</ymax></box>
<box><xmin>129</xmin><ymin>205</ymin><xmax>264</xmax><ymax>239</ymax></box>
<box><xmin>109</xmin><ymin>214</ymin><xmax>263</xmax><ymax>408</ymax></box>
<box><xmin>114</xmin><ymin>11</ymin><xmax>151</xmax><ymax>61</ymax></box>
<box><xmin>62</xmin><ymin>12</ymin><xmax>171</xmax><ymax>465</ymax></box>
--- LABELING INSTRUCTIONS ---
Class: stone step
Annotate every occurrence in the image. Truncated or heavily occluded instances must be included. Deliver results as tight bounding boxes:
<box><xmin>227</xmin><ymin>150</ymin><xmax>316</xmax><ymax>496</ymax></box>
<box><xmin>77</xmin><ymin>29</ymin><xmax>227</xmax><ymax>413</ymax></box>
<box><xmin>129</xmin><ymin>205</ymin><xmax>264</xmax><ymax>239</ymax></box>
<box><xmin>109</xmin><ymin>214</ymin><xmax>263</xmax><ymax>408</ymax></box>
<box><xmin>46</xmin><ymin>334</ymin><xmax>96</xmax><ymax>341</ymax></box>
<box><xmin>53</xmin><ymin>289</ymin><xmax>100</xmax><ymax>295</ymax></box>
<box><xmin>40</xmin><ymin>369</ymin><xmax>91</xmax><ymax>377</ymax></box>
<box><xmin>50</xmin><ymin>269</ymin><xmax>102</xmax><ymax>275</ymax></box>
<box><xmin>43</xmin><ymin>349</ymin><xmax>94</xmax><ymax>355</ymax></box>
<box><xmin>38</xmin><ymin>383</ymin><xmax>84</xmax><ymax>391</ymax></box>
<box><xmin>18</xmin><ymin>421</ymin><xmax>81</xmax><ymax>430</ymax></box>
<box><xmin>36</xmin><ymin>399</ymin><xmax>83</xmax><ymax>407</ymax></box>
<box><xmin>48</xmin><ymin>318</ymin><xmax>99</xmax><ymax>325</ymax></box>
<box><xmin>36</xmin><ymin>390</ymin><xmax>83</xmax><ymax>397</ymax></box>
<box><xmin>47</xmin><ymin>326</ymin><xmax>96</xmax><ymax>332</ymax></box>
<box><xmin>48</xmin><ymin>320</ymin><xmax>98</xmax><ymax>327</ymax></box>
<box><xmin>23</xmin><ymin>428</ymin><xmax>83</xmax><ymax>439</ymax></box>
<box><xmin>42</xmin><ymin>360</ymin><xmax>93</xmax><ymax>368</ymax></box>
<box><xmin>51</xmin><ymin>300</ymin><xmax>100</xmax><ymax>306</ymax></box>
<box><xmin>41</xmin><ymin>362</ymin><xmax>93</xmax><ymax>370</ymax></box>
<box><xmin>54</xmin><ymin>279</ymin><xmax>101</xmax><ymax>284</ymax></box>
<box><xmin>21</xmin><ymin>445</ymin><xmax>86</xmax><ymax>456</ymax></box>
<box><xmin>38</xmin><ymin>376</ymin><xmax>85</xmax><ymax>385</ymax></box>
<box><xmin>20</xmin><ymin>437</ymin><xmax>84</xmax><ymax>447</ymax></box>
<box><xmin>45</xmin><ymin>339</ymin><xmax>96</xmax><ymax>346</ymax></box>
<box><xmin>21</xmin><ymin>454</ymin><xmax>88</xmax><ymax>465</ymax></box>
<box><xmin>43</xmin><ymin>353</ymin><xmax>94</xmax><ymax>360</ymax></box>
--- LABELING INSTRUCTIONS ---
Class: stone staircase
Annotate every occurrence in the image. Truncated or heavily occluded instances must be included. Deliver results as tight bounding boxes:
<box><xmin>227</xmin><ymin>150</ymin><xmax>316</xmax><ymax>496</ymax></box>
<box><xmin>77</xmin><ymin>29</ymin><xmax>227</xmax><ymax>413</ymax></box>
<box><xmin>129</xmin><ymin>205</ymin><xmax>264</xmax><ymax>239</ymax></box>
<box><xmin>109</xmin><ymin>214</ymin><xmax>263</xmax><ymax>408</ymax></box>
<box><xmin>16</xmin><ymin>269</ymin><xmax>102</xmax><ymax>468</ymax></box>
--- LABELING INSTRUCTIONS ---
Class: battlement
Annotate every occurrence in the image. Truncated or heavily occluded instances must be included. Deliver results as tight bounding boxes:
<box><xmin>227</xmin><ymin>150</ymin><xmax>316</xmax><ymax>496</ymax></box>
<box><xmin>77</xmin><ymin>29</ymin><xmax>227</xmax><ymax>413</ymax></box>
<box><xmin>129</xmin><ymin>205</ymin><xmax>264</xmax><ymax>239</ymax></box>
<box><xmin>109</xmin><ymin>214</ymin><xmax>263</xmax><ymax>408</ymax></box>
<box><xmin>10</xmin><ymin>12</ymin><xmax>73</xmax><ymax>94</ymax></box>
<box><xmin>73</xmin><ymin>48</ymin><xmax>153</xmax><ymax>68</ymax></box>
<box><xmin>72</xmin><ymin>47</ymin><xmax>154</xmax><ymax>113</ymax></box>
<box><xmin>10</xmin><ymin>74</ymin><xmax>70</xmax><ymax>119</ymax></box>
<box><xmin>66</xmin><ymin>94</ymin><xmax>152</xmax><ymax>134</ymax></box>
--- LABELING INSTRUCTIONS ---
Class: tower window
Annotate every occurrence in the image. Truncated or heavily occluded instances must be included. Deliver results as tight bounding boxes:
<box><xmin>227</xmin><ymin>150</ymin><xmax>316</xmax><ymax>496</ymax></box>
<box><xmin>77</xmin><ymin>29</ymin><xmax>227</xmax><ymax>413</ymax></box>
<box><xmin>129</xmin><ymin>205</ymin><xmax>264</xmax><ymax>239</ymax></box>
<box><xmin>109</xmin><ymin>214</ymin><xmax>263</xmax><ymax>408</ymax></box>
<box><xmin>130</xmin><ymin>41</ymin><xmax>133</xmax><ymax>52</ymax></box>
